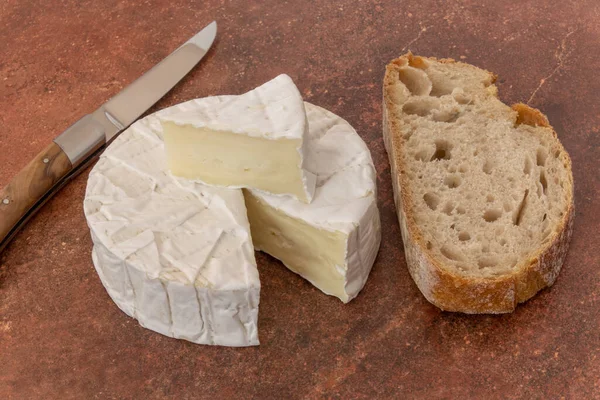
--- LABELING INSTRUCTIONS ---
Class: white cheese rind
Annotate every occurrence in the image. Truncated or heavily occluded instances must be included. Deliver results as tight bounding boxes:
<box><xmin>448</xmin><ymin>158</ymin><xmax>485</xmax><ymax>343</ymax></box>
<box><xmin>343</xmin><ymin>200</ymin><xmax>381</xmax><ymax>300</ymax></box>
<box><xmin>161</xmin><ymin>74</ymin><xmax>315</xmax><ymax>202</ymax></box>
<box><xmin>84</xmin><ymin>105</ymin><xmax>260</xmax><ymax>347</ymax></box>
<box><xmin>162</xmin><ymin>74</ymin><xmax>305</xmax><ymax>140</ymax></box>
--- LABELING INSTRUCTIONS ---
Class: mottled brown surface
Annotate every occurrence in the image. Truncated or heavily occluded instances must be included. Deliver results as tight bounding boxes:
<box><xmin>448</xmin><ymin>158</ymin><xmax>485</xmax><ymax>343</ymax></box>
<box><xmin>0</xmin><ymin>0</ymin><xmax>599</xmax><ymax>398</ymax></box>
<box><xmin>0</xmin><ymin>142</ymin><xmax>72</xmax><ymax>247</ymax></box>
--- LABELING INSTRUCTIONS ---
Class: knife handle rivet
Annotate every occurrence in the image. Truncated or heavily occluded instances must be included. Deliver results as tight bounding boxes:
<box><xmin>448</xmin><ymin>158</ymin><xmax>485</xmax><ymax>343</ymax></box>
<box><xmin>43</xmin><ymin>158</ymin><xmax>50</xmax><ymax>164</ymax></box>
<box><xmin>2</xmin><ymin>199</ymin><xmax>9</xmax><ymax>205</ymax></box>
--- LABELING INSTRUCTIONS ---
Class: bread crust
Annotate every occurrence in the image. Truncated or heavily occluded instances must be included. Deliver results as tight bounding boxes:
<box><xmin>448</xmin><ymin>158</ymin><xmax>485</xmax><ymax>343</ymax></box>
<box><xmin>383</xmin><ymin>53</ymin><xmax>574</xmax><ymax>313</ymax></box>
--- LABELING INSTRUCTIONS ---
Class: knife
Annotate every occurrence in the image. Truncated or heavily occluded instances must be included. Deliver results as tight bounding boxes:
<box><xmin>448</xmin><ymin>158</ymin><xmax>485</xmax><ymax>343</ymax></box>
<box><xmin>0</xmin><ymin>21</ymin><xmax>217</xmax><ymax>253</ymax></box>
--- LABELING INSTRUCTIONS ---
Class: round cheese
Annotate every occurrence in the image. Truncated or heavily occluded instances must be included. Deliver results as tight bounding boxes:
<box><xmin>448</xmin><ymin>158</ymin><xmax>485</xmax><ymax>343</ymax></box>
<box><xmin>84</xmin><ymin>97</ymin><xmax>380</xmax><ymax>346</ymax></box>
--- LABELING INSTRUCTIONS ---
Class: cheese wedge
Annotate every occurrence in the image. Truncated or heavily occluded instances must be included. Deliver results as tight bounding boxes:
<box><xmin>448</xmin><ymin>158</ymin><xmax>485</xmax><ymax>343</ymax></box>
<box><xmin>161</xmin><ymin>74</ymin><xmax>316</xmax><ymax>203</ymax></box>
<box><xmin>245</xmin><ymin>103</ymin><xmax>381</xmax><ymax>303</ymax></box>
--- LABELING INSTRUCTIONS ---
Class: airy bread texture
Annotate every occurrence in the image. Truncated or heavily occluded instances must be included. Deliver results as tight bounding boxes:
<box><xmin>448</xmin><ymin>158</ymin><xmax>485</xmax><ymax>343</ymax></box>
<box><xmin>383</xmin><ymin>53</ymin><xmax>574</xmax><ymax>313</ymax></box>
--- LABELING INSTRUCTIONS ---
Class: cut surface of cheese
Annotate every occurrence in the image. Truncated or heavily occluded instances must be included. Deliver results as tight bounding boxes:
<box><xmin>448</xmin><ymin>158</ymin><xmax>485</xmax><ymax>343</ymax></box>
<box><xmin>161</xmin><ymin>74</ymin><xmax>316</xmax><ymax>203</ymax></box>
<box><xmin>84</xmin><ymin>104</ymin><xmax>260</xmax><ymax>347</ymax></box>
<box><xmin>245</xmin><ymin>103</ymin><xmax>381</xmax><ymax>303</ymax></box>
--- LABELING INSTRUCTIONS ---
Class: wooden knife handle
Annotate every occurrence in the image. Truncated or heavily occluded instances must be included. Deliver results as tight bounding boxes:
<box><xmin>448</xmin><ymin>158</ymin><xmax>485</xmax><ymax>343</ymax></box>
<box><xmin>0</xmin><ymin>142</ymin><xmax>72</xmax><ymax>248</ymax></box>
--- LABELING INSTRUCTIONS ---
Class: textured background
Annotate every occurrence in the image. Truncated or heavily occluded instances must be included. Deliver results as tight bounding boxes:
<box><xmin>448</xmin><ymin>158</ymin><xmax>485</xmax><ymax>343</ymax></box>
<box><xmin>1</xmin><ymin>0</ymin><xmax>599</xmax><ymax>398</ymax></box>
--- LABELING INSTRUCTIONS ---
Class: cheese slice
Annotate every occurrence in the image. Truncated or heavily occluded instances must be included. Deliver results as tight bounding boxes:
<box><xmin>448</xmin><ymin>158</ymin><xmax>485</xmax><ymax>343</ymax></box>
<box><xmin>161</xmin><ymin>74</ymin><xmax>316</xmax><ymax>203</ymax></box>
<box><xmin>245</xmin><ymin>103</ymin><xmax>381</xmax><ymax>303</ymax></box>
<box><xmin>84</xmin><ymin>96</ymin><xmax>380</xmax><ymax>347</ymax></box>
<box><xmin>84</xmin><ymin>108</ymin><xmax>260</xmax><ymax>347</ymax></box>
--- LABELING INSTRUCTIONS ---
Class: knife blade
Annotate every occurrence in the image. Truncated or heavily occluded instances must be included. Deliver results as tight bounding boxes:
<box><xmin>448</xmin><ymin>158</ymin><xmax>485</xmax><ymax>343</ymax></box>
<box><xmin>0</xmin><ymin>21</ymin><xmax>217</xmax><ymax>253</ymax></box>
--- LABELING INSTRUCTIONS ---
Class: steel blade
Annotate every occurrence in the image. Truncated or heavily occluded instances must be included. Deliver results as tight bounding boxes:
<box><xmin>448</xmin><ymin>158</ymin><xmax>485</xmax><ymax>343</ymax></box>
<box><xmin>102</xmin><ymin>21</ymin><xmax>217</xmax><ymax>140</ymax></box>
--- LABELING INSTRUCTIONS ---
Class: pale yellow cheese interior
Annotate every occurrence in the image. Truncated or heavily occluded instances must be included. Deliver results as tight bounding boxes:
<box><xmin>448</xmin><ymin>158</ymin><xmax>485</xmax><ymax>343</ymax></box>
<box><xmin>243</xmin><ymin>190</ymin><xmax>349</xmax><ymax>302</ymax></box>
<box><xmin>163</xmin><ymin>122</ymin><xmax>309</xmax><ymax>202</ymax></box>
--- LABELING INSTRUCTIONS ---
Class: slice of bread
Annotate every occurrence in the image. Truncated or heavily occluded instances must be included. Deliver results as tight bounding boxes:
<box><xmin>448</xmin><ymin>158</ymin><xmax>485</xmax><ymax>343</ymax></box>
<box><xmin>383</xmin><ymin>53</ymin><xmax>574</xmax><ymax>313</ymax></box>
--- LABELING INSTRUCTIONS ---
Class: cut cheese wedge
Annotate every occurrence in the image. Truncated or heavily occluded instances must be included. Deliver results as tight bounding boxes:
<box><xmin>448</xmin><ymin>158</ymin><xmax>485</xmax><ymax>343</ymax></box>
<box><xmin>245</xmin><ymin>103</ymin><xmax>381</xmax><ymax>303</ymax></box>
<box><xmin>161</xmin><ymin>74</ymin><xmax>316</xmax><ymax>203</ymax></box>
<box><xmin>84</xmin><ymin>96</ymin><xmax>380</xmax><ymax>347</ymax></box>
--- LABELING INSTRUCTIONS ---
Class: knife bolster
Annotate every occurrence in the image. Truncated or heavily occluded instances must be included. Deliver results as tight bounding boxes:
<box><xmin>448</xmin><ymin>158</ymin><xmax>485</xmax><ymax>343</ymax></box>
<box><xmin>54</xmin><ymin>114</ymin><xmax>106</xmax><ymax>167</ymax></box>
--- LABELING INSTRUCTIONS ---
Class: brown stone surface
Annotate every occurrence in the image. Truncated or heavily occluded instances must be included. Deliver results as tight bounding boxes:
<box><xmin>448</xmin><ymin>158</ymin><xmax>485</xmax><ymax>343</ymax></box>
<box><xmin>1</xmin><ymin>0</ymin><xmax>599</xmax><ymax>398</ymax></box>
